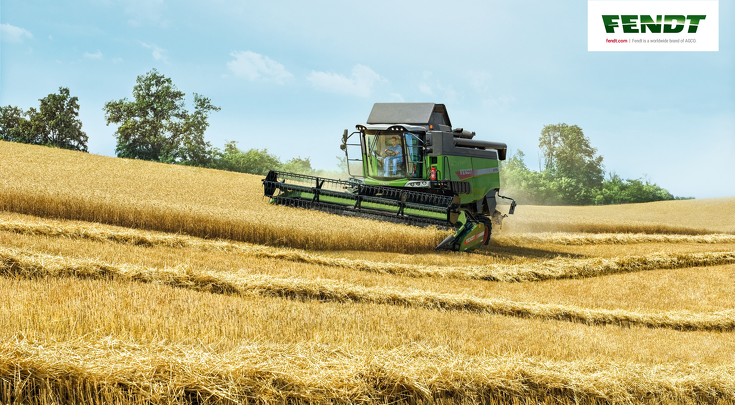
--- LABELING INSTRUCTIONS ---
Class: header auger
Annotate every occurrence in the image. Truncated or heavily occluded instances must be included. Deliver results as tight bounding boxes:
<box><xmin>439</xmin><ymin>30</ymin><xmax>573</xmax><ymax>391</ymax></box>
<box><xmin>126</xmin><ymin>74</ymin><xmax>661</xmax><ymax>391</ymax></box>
<box><xmin>263</xmin><ymin>103</ymin><xmax>516</xmax><ymax>253</ymax></box>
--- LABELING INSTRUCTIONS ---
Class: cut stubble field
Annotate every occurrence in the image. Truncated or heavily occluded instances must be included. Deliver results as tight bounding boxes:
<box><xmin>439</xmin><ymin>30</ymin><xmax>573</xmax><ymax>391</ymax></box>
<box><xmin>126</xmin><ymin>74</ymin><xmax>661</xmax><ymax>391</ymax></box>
<box><xmin>1</xmin><ymin>141</ymin><xmax>735</xmax><ymax>404</ymax></box>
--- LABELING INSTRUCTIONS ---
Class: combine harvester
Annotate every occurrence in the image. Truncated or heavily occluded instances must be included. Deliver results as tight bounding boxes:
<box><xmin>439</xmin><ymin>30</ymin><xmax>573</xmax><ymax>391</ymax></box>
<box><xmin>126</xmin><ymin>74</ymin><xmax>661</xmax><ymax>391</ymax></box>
<box><xmin>263</xmin><ymin>103</ymin><xmax>515</xmax><ymax>252</ymax></box>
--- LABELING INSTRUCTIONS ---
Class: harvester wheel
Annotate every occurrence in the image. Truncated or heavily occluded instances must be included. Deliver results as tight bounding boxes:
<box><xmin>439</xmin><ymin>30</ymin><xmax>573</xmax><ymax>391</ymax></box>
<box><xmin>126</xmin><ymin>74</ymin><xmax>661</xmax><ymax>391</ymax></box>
<box><xmin>481</xmin><ymin>218</ymin><xmax>492</xmax><ymax>245</ymax></box>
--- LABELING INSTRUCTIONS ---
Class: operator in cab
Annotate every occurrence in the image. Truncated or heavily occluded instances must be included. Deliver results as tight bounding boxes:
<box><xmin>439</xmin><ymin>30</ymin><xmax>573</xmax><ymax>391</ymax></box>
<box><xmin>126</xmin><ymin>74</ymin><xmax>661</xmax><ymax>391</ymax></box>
<box><xmin>383</xmin><ymin>136</ymin><xmax>403</xmax><ymax>177</ymax></box>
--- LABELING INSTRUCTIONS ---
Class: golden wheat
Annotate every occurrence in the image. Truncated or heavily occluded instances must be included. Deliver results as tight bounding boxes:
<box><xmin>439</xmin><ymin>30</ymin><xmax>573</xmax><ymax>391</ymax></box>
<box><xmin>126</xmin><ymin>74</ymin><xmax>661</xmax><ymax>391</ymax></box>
<box><xmin>503</xmin><ymin>197</ymin><xmax>735</xmax><ymax>235</ymax></box>
<box><xmin>5</xmin><ymin>272</ymin><xmax>735</xmax><ymax>366</ymax></box>
<box><xmin>504</xmin><ymin>218</ymin><xmax>718</xmax><ymax>235</ymax></box>
<box><xmin>473</xmin><ymin>251</ymin><xmax>735</xmax><ymax>282</ymax></box>
<box><xmin>4</xmin><ymin>141</ymin><xmax>735</xmax><ymax>404</ymax></box>
<box><xmin>497</xmin><ymin>232</ymin><xmax>735</xmax><ymax>245</ymax></box>
<box><xmin>2</xmin><ymin>142</ymin><xmax>733</xmax><ymax>257</ymax></box>
<box><xmin>0</xmin><ymin>142</ymin><xmax>446</xmax><ymax>253</ymax></box>
<box><xmin>2</xmin><ymin>215</ymin><xmax>733</xmax><ymax>283</ymax></box>
<box><xmin>3</xmin><ymin>246</ymin><xmax>733</xmax><ymax>331</ymax></box>
<box><xmin>0</xmin><ymin>187</ymin><xmax>448</xmax><ymax>254</ymax></box>
<box><xmin>2</xmin><ymin>339</ymin><xmax>734</xmax><ymax>405</ymax></box>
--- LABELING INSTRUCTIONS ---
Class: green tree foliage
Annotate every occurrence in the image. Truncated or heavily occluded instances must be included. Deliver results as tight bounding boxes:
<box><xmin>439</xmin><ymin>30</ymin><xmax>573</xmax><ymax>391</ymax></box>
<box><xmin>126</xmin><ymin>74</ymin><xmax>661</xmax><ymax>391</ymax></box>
<box><xmin>103</xmin><ymin>69</ymin><xmax>220</xmax><ymax>164</ymax></box>
<box><xmin>208</xmin><ymin>141</ymin><xmax>347</xmax><ymax>177</ymax></box>
<box><xmin>38</xmin><ymin>87</ymin><xmax>89</xmax><ymax>151</ymax></box>
<box><xmin>501</xmin><ymin>124</ymin><xmax>678</xmax><ymax>205</ymax></box>
<box><xmin>212</xmin><ymin>141</ymin><xmax>282</xmax><ymax>175</ymax></box>
<box><xmin>178</xmin><ymin>94</ymin><xmax>223</xmax><ymax>167</ymax></box>
<box><xmin>0</xmin><ymin>105</ymin><xmax>33</xmax><ymax>143</ymax></box>
<box><xmin>0</xmin><ymin>87</ymin><xmax>88</xmax><ymax>152</ymax></box>
<box><xmin>281</xmin><ymin>157</ymin><xmax>313</xmax><ymax>174</ymax></box>
<box><xmin>538</xmin><ymin>124</ymin><xmax>605</xmax><ymax>205</ymax></box>
<box><xmin>597</xmin><ymin>173</ymin><xmax>674</xmax><ymax>204</ymax></box>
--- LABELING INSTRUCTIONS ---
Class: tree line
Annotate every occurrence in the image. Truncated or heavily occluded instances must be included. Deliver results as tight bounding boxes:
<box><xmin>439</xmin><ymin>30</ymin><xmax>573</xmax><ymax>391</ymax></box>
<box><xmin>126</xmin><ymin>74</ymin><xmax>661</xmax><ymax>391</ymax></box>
<box><xmin>0</xmin><ymin>69</ymin><xmax>687</xmax><ymax>204</ymax></box>
<box><xmin>500</xmin><ymin>124</ymin><xmax>691</xmax><ymax>205</ymax></box>
<box><xmin>0</xmin><ymin>87</ymin><xmax>88</xmax><ymax>151</ymax></box>
<box><xmin>0</xmin><ymin>69</ymin><xmax>322</xmax><ymax>176</ymax></box>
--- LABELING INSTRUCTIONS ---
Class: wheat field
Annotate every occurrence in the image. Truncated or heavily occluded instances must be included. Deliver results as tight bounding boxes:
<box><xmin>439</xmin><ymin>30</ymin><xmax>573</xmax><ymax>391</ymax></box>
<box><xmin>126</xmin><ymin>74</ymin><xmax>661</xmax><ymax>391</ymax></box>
<box><xmin>1</xmin><ymin>141</ymin><xmax>735</xmax><ymax>404</ymax></box>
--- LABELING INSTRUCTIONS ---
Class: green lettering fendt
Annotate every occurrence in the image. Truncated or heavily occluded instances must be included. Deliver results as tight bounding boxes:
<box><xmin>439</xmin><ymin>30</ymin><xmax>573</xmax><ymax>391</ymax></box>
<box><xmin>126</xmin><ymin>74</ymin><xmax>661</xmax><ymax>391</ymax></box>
<box><xmin>263</xmin><ymin>103</ymin><xmax>516</xmax><ymax>252</ymax></box>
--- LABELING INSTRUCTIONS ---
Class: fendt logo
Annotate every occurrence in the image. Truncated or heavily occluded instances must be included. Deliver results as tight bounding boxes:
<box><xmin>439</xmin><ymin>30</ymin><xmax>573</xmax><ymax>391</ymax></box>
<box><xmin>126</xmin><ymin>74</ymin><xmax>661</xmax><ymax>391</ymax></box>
<box><xmin>602</xmin><ymin>15</ymin><xmax>706</xmax><ymax>34</ymax></box>
<box><xmin>588</xmin><ymin>1</ymin><xmax>719</xmax><ymax>52</ymax></box>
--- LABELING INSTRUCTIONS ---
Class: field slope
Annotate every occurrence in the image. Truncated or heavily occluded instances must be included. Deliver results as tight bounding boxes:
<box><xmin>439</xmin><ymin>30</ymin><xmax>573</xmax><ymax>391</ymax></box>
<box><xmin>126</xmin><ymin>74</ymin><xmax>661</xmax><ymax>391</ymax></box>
<box><xmin>1</xmin><ymin>141</ymin><xmax>734</xmax><ymax>404</ymax></box>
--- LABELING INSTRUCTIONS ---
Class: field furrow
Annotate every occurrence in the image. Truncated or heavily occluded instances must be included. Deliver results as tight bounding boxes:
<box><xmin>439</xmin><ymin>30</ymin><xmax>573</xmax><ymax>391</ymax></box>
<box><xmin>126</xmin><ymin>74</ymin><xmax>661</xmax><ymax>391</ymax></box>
<box><xmin>2</xmin><ymin>247</ymin><xmax>734</xmax><ymax>331</ymax></box>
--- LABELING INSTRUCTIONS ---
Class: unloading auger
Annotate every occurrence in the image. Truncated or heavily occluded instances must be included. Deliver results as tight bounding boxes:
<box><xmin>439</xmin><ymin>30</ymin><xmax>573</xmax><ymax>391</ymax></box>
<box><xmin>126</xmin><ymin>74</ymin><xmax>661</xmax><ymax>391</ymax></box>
<box><xmin>262</xmin><ymin>103</ymin><xmax>516</xmax><ymax>252</ymax></box>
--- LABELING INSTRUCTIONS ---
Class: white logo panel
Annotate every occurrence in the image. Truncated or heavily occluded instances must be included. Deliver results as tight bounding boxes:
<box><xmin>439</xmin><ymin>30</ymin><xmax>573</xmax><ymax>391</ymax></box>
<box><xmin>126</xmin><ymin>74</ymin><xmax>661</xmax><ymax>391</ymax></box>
<box><xmin>588</xmin><ymin>1</ymin><xmax>719</xmax><ymax>51</ymax></box>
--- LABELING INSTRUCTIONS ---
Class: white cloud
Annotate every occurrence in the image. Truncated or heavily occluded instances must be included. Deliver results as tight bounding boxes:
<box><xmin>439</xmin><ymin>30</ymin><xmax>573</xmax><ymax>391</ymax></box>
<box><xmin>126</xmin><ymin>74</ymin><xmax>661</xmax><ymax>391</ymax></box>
<box><xmin>112</xmin><ymin>57</ymin><xmax>123</xmax><ymax>64</ymax></box>
<box><xmin>467</xmin><ymin>70</ymin><xmax>491</xmax><ymax>92</ymax></box>
<box><xmin>1</xmin><ymin>23</ymin><xmax>33</xmax><ymax>43</ymax></box>
<box><xmin>442</xmin><ymin>85</ymin><xmax>459</xmax><ymax>104</ymax></box>
<box><xmin>307</xmin><ymin>64</ymin><xmax>383</xmax><ymax>97</ymax></box>
<box><xmin>142</xmin><ymin>43</ymin><xmax>169</xmax><ymax>63</ymax></box>
<box><xmin>481</xmin><ymin>94</ymin><xmax>516</xmax><ymax>109</ymax></box>
<box><xmin>418</xmin><ymin>83</ymin><xmax>434</xmax><ymax>96</ymax></box>
<box><xmin>416</xmin><ymin>70</ymin><xmax>459</xmax><ymax>103</ymax></box>
<box><xmin>418</xmin><ymin>71</ymin><xmax>434</xmax><ymax>96</ymax></box>
<box><xmin>227</xmin><ymin>51</ymin><xmax>293</xmax><ymax>84</ymax></box>
<box><xmin>390</xmin><ymin>93</ymin><xmax>404</xmax><ymax>102</ymax></box>
<box><xmin>84</xmin><ymin>50</ymin><xmax>103</xmax><ymax>59</ymax></box>
<box><xmin>123</xmin><ymin>0</ymin><xmax>170</xmax><ymax>27</ymax></box>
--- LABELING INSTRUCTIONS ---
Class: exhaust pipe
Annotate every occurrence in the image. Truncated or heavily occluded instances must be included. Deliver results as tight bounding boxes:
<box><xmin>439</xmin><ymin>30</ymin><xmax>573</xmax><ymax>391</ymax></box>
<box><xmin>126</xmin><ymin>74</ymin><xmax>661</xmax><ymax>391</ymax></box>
<box><xmin>452</xmin><ymin>127</ymin><xmax>476</xmax><ymax>139</ymax></box>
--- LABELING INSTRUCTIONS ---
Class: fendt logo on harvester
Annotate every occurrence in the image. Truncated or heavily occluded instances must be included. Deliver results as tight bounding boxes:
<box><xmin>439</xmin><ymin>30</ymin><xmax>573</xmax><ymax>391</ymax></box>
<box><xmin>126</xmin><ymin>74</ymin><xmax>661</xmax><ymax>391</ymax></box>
<box><xmin>588</xmin><ymin>1</ymin><xmax>719</xmax><ymax>51</ymax></box>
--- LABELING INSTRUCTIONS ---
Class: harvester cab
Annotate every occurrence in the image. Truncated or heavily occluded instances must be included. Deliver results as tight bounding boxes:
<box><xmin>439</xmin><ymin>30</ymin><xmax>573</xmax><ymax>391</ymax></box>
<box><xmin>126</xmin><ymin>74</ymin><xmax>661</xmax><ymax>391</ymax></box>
<box><xmin>263</xmin><ymin>103</ymin><xmax>516</xmax><ymax>253</ymax></box>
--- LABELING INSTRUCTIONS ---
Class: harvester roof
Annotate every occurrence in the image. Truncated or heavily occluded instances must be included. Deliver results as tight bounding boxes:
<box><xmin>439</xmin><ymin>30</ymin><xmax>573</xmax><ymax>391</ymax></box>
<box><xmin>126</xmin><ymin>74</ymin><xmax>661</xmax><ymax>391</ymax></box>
<box><xmin>366</xmin><ymin>103</ymin><xmax>451</xmax><ymax>127</ymax></box>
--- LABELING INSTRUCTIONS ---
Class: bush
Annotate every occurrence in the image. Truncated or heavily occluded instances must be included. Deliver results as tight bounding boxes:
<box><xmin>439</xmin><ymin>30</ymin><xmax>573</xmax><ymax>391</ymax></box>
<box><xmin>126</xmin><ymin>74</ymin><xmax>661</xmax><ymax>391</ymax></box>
<box><xmin>501</xmin><ymin>150</ymin><xmax>678</xmax><ymax>206</ymax></box>
<box><xmin>212</xmin><ymin>141</ymin><xmax>282</xmax><ymax>175</ymax></box>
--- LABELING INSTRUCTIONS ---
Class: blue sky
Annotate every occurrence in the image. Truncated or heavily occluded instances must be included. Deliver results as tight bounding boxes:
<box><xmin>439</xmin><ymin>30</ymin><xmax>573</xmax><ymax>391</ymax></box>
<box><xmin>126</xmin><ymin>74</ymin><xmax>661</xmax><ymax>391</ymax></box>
<box><xmin>1</xmin><ymin>0</ymin><xmax>733</xmax><ymax>198</ymax></box>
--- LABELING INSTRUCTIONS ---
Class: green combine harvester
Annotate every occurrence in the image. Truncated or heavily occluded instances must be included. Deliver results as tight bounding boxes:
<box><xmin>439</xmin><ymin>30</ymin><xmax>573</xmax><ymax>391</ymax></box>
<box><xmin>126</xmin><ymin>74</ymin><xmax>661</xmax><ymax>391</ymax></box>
<box><xmin>263</xmin><ymin>103</ymin><xmax>516</xmax><ymax>252</ymax></box>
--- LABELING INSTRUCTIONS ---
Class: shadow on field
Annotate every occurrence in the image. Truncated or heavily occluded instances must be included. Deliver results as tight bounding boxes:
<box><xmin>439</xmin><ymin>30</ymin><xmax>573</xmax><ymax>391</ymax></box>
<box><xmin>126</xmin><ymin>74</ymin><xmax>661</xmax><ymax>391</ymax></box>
<box><xmin>476</xmin><ymin>243</ymin><xmax>587</xmax><ymax>260</ymax></box>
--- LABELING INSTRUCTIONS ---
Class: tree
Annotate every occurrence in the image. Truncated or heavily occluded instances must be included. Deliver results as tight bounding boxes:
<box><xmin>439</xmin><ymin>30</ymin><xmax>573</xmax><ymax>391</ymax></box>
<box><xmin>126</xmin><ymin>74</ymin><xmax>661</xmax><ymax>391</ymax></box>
<box><xmin>103</xmin><ymin>69</ymin><xmax>220</xmax><ymax>163</ymax></box>
<box><xmin>178</xmin><ymin>94</ymin><xmax>221</xmax><ymax>167</ymax></box>
<box><xmin>37</xmin><ymin>87</ymin><xmax>88</xmax><ymax>151</ymax></box>
<box><xmin>539</xmin><ymin>125</ymin><xmax>560</xmax><ymax>172</ymax></box>
<box><xmin>597</xmin><ymin>172</ymin><xmax>674</xmax><ymax>205</ymax></box>
<box><xmin>0</xmin><ymin>105</ymin><xmax>32</xmax><ymax>143</ymax></box>
<box><xmin>538</xmin><ymin>123</ymin><xmax>604</xmax><ymax>204</ymax></box>
<box><xmin>0</xmin><ymin>88</ymin><xmax>88</xmax><ymax>152</ymax></box>
<box><xmin>500</xmin><ymin>126</ymin><xmax>677</xmax><ymax>205</ymax></box>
